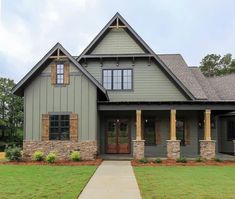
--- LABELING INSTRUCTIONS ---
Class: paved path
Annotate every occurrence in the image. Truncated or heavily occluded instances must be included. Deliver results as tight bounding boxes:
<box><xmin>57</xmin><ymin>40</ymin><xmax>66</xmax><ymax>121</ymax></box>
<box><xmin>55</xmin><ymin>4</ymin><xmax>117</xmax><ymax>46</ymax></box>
<box><xmin>78</xmin><ymin>161</ymin><xmax>142</xmax><ymax>199</ymax></box>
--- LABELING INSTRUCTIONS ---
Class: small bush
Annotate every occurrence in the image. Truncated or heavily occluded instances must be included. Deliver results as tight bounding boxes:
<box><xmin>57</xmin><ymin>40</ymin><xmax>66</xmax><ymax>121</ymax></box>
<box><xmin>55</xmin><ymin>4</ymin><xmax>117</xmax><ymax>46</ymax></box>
<box><xmin>176</xmin><ymin>157</ymin><xmax>187</xmax><ymax>163</ymax></box>
<box><xmin>214</xmin><ymin>157</ymin><xmax>223</xmax><ymax>162</ymax></box>
<box><xmin>5</xmin><ymin>145</ymin><xmax>22</xmax><ymax>161</ymax></box>
<box><xmin>45</xmin><ymin>153</ymin><xmax>56</xmax><ymax>163</ymax></box>
<box><xmin>195</xmin><ymin>156</ymin><xmax>203</xmax><ymax>162</ymax></box>
<box><xmin>33</xmin><ymin>151</ymin><xmax>44</xmax><ymax>161</ymax></box>
<box><xmin>139</xmin><ymin>158</ymin><xmax>149</xmax><ymax>164</ymax></box>
<box><xmin>70</xmin><ymin>151</ymin><xmax>81</xmax><ymax>161</ymax></box>
<box><xmin>154</xmin><ymin>158</ymin><xmax>162</xmax><ymax>164</ymax></box>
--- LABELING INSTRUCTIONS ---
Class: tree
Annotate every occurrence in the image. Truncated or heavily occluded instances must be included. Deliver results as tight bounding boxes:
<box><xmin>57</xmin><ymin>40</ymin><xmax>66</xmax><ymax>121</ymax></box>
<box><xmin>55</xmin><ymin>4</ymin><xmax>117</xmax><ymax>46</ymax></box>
<box><xmin>0</xmin><ymin>78</ymin><xmax>23</xmax><ymax>138</ymax></box>
<box><xmin>199</xmin><ymin>53</ymin><xmax>235</xmax><ymax>77</ymax></box>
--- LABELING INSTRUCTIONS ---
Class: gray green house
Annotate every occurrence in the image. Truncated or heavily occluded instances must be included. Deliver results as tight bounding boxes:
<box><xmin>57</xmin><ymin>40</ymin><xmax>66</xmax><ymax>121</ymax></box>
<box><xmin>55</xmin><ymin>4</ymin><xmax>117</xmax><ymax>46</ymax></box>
<box><xmin>13</xmin><ymin>13</ymin><xmax>235</xmax><ymax>160</ymax></box>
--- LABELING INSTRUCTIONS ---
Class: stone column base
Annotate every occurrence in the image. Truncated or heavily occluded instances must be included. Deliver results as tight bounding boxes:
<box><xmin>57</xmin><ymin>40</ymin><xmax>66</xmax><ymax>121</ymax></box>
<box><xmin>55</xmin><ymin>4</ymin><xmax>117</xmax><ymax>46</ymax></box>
<box><xmin>167</xmin><ymin>140</ymin><xmax>180</xmax><ymax>159</ymax></box>
<box><xmin>133</xmin><ymin>140</ymin><xmax>145</xmax><ymax>159</ymax></box>
<box><xmin>79</xmin><ymin>140</ymin><xmax>97</xmax><ymax>160</ymax></box>
<box><xmin>200</xmin><ymin>140</ymin><xmax>216</xmax><ymax>160</ymax></box>
<box><xmin>233</xmin><ymin>140</ymin><xmax>235</xmax><ymax>156</ymax></box>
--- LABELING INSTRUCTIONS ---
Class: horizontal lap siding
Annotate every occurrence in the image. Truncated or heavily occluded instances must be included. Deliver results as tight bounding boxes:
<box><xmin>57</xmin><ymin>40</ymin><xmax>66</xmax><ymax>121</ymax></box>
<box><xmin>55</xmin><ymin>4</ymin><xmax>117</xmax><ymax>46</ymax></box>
<box><xmin>85</xmin><ymin>60</ymin><xmax>187</xmax><ymax>101</ymax></box>
<box><xmin>24</xmin><ymin>63</ymin><xmax>97</xmax><ymax>141</ymax></box>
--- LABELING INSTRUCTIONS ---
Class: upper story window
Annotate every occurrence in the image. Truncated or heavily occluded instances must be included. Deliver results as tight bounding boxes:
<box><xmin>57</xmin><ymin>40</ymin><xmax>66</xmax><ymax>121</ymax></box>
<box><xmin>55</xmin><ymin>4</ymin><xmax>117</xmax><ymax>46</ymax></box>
<box><xmin>102</xmin><ymin>69</ymin><xmax>133</xmax><ymax>90</ymax></box>
<box><xmin>56</xmin><ymin>64</ymin><xmax>64</xmax><ymax>84</ymax></box>
<box><xmin>49</xmin><ymin>114</ymin><xmax>70</xmax><ymax>140</ymax></box>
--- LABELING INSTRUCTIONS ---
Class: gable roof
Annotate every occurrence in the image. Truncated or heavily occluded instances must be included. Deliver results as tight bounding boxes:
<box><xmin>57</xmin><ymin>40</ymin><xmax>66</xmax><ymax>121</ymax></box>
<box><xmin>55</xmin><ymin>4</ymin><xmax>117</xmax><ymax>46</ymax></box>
<box><xmin>12</xmin><ymin>43</ymin><xmax>109</xmax><ymax>100</ymax></box>
<box><xmin>77</xmin><ymin>12</ymin><xmax>196</xmax><ymax>100</ymax></box>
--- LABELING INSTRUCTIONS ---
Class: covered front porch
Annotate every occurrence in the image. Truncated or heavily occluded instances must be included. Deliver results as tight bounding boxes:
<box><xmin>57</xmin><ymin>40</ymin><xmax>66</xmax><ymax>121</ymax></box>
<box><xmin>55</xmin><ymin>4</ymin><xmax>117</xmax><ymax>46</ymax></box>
<box><xmin>98</xmin><ymin>102</ymin><xmax>235</xmax><ymax>160</ymax></box>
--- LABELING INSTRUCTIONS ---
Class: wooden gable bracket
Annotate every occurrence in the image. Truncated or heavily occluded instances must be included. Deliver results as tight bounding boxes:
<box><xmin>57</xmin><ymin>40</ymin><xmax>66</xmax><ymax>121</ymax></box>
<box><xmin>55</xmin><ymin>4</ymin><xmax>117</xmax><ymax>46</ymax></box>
<box><xmin>132</xmin><ymin>57</ymin><xmax>135</xmax><ymax>66</ymax></box>
<box><xmin>148</xmin><ymin>56</ymin><xmax>151</xmax><ymax>66</ymax></box>
<box><xmin>100</xmin><ymin>57</ymin><xmax>103</xmax><ymax>67</ymax></box>
<box><xmin>116</xmin><ymin>57</ymin><xmax>119</xmax><ymax>67</ymax></box>
<box><xmin>109</xmin><ymin>18</ymin><xmax>127</xmax><ymax>29</ymax></box>
<box><xmin>49</xmin><ymin>49</ymin><xmax>67</xmax><ymax>59</ymax></box>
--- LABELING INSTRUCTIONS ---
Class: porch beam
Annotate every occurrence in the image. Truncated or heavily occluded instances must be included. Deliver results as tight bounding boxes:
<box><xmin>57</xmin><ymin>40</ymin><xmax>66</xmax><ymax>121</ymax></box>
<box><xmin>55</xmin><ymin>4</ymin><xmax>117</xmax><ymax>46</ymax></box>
<box><xmin>136</xmin><ymin>110</ymin><xmax>142</xmax><ymax>140</ymax></box>
<box><xmin>170</xmin><ymin>109</ymin><xmax>176</xmax><ymax>140</ymax></box>
<box><xmin>204</xmin><ymin>109</ymin><xmax>211</xmax><ymax>140</ymax></box>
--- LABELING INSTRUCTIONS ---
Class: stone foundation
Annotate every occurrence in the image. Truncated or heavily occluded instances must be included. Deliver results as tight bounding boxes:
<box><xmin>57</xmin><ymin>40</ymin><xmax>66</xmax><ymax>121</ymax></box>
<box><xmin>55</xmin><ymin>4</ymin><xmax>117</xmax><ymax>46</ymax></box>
<box><xmin>167</xmin><ymin>140</ymin><xmax>180</xmax><ymax>159</ymax></box>
<box><xmin>200</xmin><ymin>140</ymin><xmax>216</xmax><ymax>160</ymax></box>
<box><xmin>233</xmin><ymin>140</ymin><xmax>235</xmax><ymax>155</ymax></box>
<box><xmin>23</xmin><ymin>140</ymin><xmax>97</xmax><ymax>161</ymax></box>
<box><xmin>133</xmin><ymin>140</ymin><xmax>145</xmax><ymax>159</ymax></box>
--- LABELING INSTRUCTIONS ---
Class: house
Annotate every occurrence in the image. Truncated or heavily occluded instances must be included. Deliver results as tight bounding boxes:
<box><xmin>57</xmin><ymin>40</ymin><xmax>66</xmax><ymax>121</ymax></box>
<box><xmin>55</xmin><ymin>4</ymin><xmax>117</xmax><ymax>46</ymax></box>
<box><xmin>13</xmin><ymin>13</ymin><xmax>235</xmax><ymax>160</ymax></box>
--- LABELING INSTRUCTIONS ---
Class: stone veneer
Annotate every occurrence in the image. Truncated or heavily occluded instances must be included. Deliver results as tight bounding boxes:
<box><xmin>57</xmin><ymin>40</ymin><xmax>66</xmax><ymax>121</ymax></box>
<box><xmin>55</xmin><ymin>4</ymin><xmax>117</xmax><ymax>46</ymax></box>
<box><xmin>23</xmin><ymin>140</ymin><xmax>97</xmax><ymax>161</ymax></box>
<box><xmin>166</xmin><ymin>140</ymin><xmax>180</xmax><ymax>159</ymax></box>
<box><xmin>233</xmin><ymin>140</ymin><xmax>235</xmax><ymax>155</ymax></box>
<box><xmin>200</xmin><ymin>140</ymin><xmax>216</xmax><ymax>160</ymax></box>
<box><xmin>133</xmin><ymin>140</ymin><xmax>145</xmax><ymax>159</ymax></box>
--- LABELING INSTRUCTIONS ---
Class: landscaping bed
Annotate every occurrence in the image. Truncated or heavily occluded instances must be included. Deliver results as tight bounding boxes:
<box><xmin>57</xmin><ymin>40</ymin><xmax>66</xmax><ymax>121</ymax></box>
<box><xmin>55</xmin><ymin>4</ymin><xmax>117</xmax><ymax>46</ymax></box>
<box><xmin>132</xmin><ymin>159</ymin><xmax>235</xmax><ymax>166</ymax></box>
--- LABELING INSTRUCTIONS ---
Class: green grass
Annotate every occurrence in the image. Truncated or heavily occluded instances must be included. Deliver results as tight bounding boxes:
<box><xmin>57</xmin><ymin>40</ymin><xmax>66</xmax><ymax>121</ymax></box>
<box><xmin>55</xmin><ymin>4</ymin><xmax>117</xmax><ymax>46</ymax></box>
<box><xmin>134</xmin><ymin>166</ymin><xmax>235</xmax><ymax>199</ymax></box>
<box><xmin>0</xmin><ymin>165</ymin><xmax>96</xmax><ymax>199</ymax></box>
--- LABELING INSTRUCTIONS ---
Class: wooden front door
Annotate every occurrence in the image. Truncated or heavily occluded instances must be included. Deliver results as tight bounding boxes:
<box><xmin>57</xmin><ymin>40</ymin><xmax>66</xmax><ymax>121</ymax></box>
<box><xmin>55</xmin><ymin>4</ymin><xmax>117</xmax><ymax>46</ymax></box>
<box><xmin>106</xmin><ymin>119</ymin><xmax>130</xmax><ymax>154</ymax></box>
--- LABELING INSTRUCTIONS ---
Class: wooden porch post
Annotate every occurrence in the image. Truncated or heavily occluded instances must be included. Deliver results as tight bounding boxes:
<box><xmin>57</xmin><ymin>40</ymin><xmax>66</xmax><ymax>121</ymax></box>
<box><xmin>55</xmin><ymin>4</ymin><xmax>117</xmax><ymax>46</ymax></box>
<box><xmin>136</xmin><ymin>110</ymin><xmax>142</xmax><ymax>140</ymax></box>
<box><xmin>204</xmin><ymin>109</ymin><xmax>211</xmax><ymax>140</ymax></box>
<box><xmin>170</xmin><ymin>109</ymin><xmax>176</xmax><ymax>140</ymax></box>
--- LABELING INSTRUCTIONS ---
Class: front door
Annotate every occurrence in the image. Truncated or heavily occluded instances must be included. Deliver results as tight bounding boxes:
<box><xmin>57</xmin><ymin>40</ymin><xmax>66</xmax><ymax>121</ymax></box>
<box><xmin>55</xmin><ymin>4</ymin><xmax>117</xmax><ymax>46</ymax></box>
<box><xmin>106</xmin><ymin>119</ymin><xmax>130</xmax><ymax>154</ymax></box>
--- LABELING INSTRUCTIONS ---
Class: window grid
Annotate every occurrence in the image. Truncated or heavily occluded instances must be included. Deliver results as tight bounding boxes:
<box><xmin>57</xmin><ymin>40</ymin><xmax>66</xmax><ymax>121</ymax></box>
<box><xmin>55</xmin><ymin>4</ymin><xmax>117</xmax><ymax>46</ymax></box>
<box><xmin>102</xmin><ymin>69</ymin><xmax>132</xmax><ymax>90</ymax></box>
<box><xmin>49</xmin><ymin>114</ymin><xmax>70</xmax><ymax>140</ymax></box>
<box><xmin>56</xmin><ymin>64</ymin><xmax>64</xmax><ymax>84</ymax></box>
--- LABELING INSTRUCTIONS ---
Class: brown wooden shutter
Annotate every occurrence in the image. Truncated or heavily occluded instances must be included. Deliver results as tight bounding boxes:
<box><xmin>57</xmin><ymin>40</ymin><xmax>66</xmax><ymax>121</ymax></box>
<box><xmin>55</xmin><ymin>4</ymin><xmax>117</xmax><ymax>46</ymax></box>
<box><xmin>155</xmin><ymin>119</ymin><xmax>161</xmax><ymax>144</ymax></box>
<box><xmin>51</xmin><ymin>63</ymin><xmax>56</xmax><ymax>85</ymax></box>
<box><xmin>185</xmin><ymin>119</ymin><xmax>190</xmax><ymax>145</ymax></box>
<box><xmin>42</xmin><ymin>114</ymin><xmax>49</xmax><ymax>141</ymax></box>
<box><xmin>70</xmin><ymin>113</ymin><xmax>78</xmax><ymax>141</ymax></box>
<box><xmin>64</xmin><ymin>62</ymin><xmax>70</xmax><ymax>85</ymax></box>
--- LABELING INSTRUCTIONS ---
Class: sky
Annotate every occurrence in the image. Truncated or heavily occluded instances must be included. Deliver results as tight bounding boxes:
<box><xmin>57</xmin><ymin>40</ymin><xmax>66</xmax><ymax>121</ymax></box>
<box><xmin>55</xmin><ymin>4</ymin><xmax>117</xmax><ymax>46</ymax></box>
<box><xmin>1</xmin><ymin>0</ymin><xmax>235</xmax><ymax>83</ymax></box>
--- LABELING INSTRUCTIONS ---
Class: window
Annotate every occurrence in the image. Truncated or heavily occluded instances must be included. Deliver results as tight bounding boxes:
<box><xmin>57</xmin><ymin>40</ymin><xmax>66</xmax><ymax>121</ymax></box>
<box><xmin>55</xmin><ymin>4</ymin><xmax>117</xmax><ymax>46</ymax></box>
<box><xmin>176</xmin><ymin>119</ymin><xmax>185</xmax><ymax>145</ymax></box>
<box><xmin>227</xmin><ymin>120</ymin><xmax>235</xmax><ymax>140</ymax></box>
<box><xmin>144</xmin><ymin>118</ymin><xmax>156</xmax><ymax>145</ymax></box>
<box><xmin>56</xmin><ymin>64</ymin><xmax>64</xmax><ymax>84</ymax></box>
<box><xmin>102</xmin><ymin>69</ymin><xmax>132</xmax><ymax>90</ymax></box>
<box><xmin>49</xmin><ymin>114</ymin><xmax>70</xmax><ymax>140</ymax></box>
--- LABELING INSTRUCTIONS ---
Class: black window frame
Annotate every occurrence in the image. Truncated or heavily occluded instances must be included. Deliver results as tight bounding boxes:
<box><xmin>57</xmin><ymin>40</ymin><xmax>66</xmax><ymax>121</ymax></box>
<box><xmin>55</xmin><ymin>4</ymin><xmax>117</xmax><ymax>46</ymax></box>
<box><xmin>227</xmin><ymin>120</ymin><xmax>235</xmax><ymax>141</ymax></box>
<box><xmin>176</xmin><ymin>118</ymin><xmax>185</xmax><ymax>146</ymax></box>
<box><xmin>49</xmin><ymin>114</ymin><xmax>70</xmax><ymax>140</ymax></box>
<box><xmin>56</xmin><ymin>63</ymin><xmax>64</xmax><ymax>85</ymax></box>
<box><xmin>102</xmin><ymin>69</ymin><xmax>133</xmax><ymax>91</ymax></box>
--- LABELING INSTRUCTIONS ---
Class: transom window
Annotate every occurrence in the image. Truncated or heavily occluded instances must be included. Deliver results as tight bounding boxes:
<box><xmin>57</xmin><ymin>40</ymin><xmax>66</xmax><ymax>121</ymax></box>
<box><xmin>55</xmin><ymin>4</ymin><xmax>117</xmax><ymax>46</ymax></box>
<box><xmin>56</xmin><ymin>64</ymin><xmax>64</xmax><ymax>84</ymax></box>
<box><xmin>49</xmin><ymin>114</ymin><xmax>70</xmax><ymax>140</ymax></box>
<box><xmin>227</xmin><ymin>120</ymin><xmax>235</xmax><ymax>140</ymax></box>
<box><xmin>102</xmin><ymin>69</ymin><xmax>133</xmax><ymax>90</ymax></box>
<box><xmin>176</xmin><ymin>119</ymin><xmax>185</xmax><ymax>145</ymax></box>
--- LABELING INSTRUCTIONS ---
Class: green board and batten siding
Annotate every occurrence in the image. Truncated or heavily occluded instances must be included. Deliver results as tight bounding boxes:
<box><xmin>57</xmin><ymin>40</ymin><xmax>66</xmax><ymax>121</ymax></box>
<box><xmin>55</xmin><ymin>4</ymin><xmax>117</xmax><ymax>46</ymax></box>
<box><xmin>85</xmin><ymin>60</ymin><xmax>187</xmax><ymax>102</ymax></box>
<box><xmin>24</xmin><ymin>63</ymin><xmax>97</xmax><ymax>141</ymax></box>
<box><xmin>91</xmin><ymin>28</ymin><xmax>145</xmax><ymax>54</ymax></box>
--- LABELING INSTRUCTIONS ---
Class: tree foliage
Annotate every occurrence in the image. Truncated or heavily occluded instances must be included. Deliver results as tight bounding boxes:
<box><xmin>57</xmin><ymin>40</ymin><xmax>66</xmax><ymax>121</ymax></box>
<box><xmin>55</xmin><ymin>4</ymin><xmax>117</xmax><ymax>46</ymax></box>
<box><xmin>199</xmin><ymin>53</ymin><xmax>235</xmax><ymax>77</ymax></box>
<box><xmin>0</xmin><ymin>77</ymin><xmax>23</xmax><ymax>137</ymax></box>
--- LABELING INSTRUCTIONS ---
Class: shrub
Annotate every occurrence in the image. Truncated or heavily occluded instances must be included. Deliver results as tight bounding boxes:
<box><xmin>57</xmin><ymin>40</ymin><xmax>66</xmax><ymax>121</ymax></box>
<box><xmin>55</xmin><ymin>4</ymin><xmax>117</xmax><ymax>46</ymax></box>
<box><xmin>70</xmin><ymin>151</ymin><xmax>81</xmax><ymax>161</ymax></box>
<box><xmin>33</xmin><ymin>151</ymin><xmax>44</xmax><ymax>161</ymax></box>
<box><xmin>5</xmin><ymin>145</ymin><xmax>22</xmax><ymax>161</ymax></box>
<box><xmin>176</xmin><ymin>157</ymin><xmax>187</xmax><ymax>163</ymax></box>
<box><xmin>45</xmin><ymin>153</ymin><xmax>56</xmax><ymax>163</ymax></box>
<box><xmin>195</xmin><ymin>156</ymin><xmax>203</xmax><ymax>162</ymax></box>
<box><xmin>154</xmin><ymin>158</ymin><xmax>162</xmax><ymax>164</ymax></box>
<box><xmin>214</xmin><ymin>157</ymin><xmax>223</xmax><ymax>162</ymax></box>
<box><xmin>139</xmin><ymin>158</ymin><xmax>149</xmax><ymax>164</ymax></box>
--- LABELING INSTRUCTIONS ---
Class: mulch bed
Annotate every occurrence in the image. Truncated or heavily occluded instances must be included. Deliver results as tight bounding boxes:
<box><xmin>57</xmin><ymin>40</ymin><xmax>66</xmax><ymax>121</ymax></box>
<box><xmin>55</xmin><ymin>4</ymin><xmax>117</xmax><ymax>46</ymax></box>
<box><xmin>0</xmin><ymin>158</ymin><xmax>102</xmax><ymax>166</ymax></box>
<box><xmin>132</xmin><ymin>159</ymin><xmax>235</xmax><ymax>166</ymax></box>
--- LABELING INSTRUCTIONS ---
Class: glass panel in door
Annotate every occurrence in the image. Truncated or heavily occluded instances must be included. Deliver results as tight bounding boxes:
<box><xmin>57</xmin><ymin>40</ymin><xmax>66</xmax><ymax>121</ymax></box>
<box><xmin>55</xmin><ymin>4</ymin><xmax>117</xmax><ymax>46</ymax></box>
<box><xmin>118</xmin><ymin>120</ymin><xmax>130</xmax><ymax>153</ymax></box>
<box><xmin>106</xmin><ymin>120</ymin><xmax>118</xmax><ymax>153</ymax></box>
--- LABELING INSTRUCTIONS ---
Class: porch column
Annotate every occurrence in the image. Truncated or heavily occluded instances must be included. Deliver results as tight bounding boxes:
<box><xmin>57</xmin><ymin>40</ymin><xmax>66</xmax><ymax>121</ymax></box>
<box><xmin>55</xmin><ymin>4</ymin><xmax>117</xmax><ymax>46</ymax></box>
<box><xmin>200</xmin><ymin>109</ymin><xmax>216</xmax><ymax>160</ymax></box>
<box><xmin>167</xmin><ymin>109</ymin><xmax>180</xmax><ymax>159</ymax></box>
<box><xmin>133</xmin><ymin>110</ymin><xmax>145</xmax><ymax>159</ymax></box>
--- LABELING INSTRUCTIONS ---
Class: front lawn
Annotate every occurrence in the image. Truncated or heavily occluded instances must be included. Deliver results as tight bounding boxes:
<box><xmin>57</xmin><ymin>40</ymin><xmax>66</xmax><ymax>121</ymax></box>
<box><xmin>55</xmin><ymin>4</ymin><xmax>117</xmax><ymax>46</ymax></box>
<box><xmin>134</xmin><ymin>166</ymin><xmax>235</xmax><ymax>199</ymax></box>
<box><xmin>0</xmin><ymin>165</ymin><xmax>96</xmax><ymax>199</ymax></box>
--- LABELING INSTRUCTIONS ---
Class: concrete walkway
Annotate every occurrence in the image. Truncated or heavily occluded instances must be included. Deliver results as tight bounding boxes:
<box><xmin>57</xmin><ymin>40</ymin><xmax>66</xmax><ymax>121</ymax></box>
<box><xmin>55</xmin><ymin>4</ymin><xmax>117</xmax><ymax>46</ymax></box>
<box><xmin>78</xmin><ymin>161</ymin><xmax>142</xmax><ymax>199</ymax></box>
